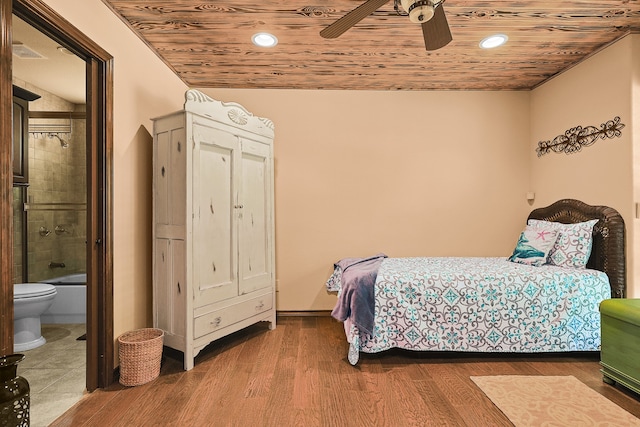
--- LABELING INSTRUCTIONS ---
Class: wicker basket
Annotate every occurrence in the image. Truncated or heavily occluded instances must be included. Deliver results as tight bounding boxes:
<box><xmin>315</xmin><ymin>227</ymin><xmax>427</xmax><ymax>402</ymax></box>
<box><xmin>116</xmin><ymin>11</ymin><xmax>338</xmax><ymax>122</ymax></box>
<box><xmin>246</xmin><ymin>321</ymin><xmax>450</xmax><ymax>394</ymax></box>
<box><xmin>118</xmin><ymin>328</ymin><xmax>164</xmax><ymax>386</ymax></box>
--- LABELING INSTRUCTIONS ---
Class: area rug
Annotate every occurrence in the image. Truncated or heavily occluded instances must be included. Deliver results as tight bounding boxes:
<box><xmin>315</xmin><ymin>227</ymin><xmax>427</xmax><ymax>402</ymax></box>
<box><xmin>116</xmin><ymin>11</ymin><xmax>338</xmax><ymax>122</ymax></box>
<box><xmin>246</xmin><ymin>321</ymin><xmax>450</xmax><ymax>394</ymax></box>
<box><xmin>471</xmin><ymin>375</ymin><xmax>640</xmax><ymax>426</ymax></box>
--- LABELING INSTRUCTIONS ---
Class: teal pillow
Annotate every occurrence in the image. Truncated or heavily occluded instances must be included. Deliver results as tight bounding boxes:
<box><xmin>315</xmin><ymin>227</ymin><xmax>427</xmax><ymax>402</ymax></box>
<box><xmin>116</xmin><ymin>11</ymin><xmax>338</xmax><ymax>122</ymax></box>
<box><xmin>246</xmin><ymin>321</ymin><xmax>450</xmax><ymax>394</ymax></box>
<box><xmin>508</xmin><ymin>226</ymin><xmax>559</xmax><ymax>266</ymax></box>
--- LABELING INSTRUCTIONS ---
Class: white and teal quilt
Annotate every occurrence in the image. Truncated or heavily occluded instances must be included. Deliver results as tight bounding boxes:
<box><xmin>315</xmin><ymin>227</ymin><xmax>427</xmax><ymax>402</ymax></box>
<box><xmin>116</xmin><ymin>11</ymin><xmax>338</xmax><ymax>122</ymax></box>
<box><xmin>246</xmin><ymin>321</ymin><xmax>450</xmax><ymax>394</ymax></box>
<box><xmin>342</xmin><ymin>257</ymin><xmax>611</xmax><ymax>365</ymax></box>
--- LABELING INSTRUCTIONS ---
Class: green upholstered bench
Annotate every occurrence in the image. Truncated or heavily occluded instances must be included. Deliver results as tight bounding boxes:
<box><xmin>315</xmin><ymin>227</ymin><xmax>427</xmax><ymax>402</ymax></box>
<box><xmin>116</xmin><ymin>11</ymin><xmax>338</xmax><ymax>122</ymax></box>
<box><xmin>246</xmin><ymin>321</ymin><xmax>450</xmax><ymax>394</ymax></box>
<box><xmin>600</xmin><ymin>298</ymin><xmax>640</xmax><ymax>394</ymax></box>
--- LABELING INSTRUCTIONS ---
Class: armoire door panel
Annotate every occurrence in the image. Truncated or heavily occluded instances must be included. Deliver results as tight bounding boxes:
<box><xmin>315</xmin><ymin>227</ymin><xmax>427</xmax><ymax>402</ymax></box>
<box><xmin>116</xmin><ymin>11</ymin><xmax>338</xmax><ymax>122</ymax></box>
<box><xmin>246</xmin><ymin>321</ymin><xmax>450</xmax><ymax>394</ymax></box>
<box><xmin>154</xmin><ymin>239</ymin><xmax>187</xmax><ymax>336</ymax></box>
<box><xmin>193</xmin><ymin>124</ymin><xmax>239</xmax><ymax>306</ymax></box>
<box><xmin>154</xmin><ymin>238</ymin><xmax>170</xmax><ymax>331</ymax></box>
<box><xmin>155</xmin><ymin>131</ymin><xmax>170</xmax><ymax>225</ymax></box>
<box><xmin>239</xmin><ymin>140</ymin><xmax>272</xmax><ymax>294</ymax></box>
<box><xmin>155</xmin><ymin>128</ymin><xmax>186</xmax><ymax>227</ymax></box>
<box><xmin>170</xmin><ymin>129</ymin><xmax>186</xmax><ymax>227</ymax></box>
<box><xmin>171</xmin><ymin>240</ymin><xmax>187</xmax><ymax>335</ymax></box>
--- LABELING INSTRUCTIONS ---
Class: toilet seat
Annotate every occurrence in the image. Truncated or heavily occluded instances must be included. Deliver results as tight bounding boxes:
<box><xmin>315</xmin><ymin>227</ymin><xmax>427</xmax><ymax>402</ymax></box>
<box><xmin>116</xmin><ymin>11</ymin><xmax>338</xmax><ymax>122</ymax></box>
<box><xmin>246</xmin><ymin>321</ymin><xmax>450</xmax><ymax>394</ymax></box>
<box><xmin>14</xmin><ymin>283</ymin><xmax>57</xmax><ymax>300</ymax></box>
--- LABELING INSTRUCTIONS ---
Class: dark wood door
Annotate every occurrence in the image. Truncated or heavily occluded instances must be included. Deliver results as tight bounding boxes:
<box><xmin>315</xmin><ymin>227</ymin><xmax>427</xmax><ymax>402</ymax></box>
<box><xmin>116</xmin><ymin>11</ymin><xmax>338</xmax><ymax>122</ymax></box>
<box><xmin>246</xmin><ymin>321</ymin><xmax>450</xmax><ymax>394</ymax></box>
<box><xmin>0</xmin><ymin>0</ymin><xmax>114</xmax><ymax>390</ymax></box>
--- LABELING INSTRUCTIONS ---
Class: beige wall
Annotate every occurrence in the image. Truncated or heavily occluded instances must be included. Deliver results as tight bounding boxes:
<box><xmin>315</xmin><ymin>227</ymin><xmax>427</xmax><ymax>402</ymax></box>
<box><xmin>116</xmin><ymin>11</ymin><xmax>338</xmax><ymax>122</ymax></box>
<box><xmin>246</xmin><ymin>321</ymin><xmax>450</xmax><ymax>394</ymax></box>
<box><xmin>202</xmin><ymin>89</ymin><xmax>532</xmax><ymax>310</ymax></box>
<box><xmin>40</xmin><ymin>0</ymin><xmax>188</xmax><ymax>358</ymax></box>
<box><xmin>530</xmin><ymin>34</ymin><xmax>636</xmax><ymax>297</ymax></box>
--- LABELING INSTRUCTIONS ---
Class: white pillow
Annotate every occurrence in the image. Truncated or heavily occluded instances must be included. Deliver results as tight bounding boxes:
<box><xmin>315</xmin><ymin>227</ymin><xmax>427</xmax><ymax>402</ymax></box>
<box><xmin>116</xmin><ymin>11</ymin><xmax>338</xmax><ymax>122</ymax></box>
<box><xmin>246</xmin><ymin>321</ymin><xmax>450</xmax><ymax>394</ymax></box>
<box><xmin>508</xmin><ymin>225</ymin><xmax>559</xmax><ymax>267</ymax></box>
<box><xmin>527</xmin><ymin>219</ymin><xmax>598</xmax><ymax>269</ymax></box>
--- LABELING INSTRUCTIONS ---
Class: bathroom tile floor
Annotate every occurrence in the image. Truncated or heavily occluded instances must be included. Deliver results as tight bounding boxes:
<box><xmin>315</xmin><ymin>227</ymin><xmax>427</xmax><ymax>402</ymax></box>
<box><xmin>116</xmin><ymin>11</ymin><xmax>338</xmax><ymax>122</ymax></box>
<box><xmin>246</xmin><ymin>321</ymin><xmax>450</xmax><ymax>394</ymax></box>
<box><xmin>18</xmin><ymin>323</ymin><xmax>86</xmax><ymax>427</ymax></box>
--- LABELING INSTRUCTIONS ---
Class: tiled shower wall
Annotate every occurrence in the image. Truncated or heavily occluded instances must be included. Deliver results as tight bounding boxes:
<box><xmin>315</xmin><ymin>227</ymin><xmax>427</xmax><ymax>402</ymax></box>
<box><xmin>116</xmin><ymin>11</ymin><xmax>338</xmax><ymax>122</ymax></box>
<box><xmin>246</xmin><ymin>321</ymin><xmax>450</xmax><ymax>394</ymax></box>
<box><xmin>13</xmin><ymin>77</ymin><xmax>86</xmax><ymax>283</ymax></box>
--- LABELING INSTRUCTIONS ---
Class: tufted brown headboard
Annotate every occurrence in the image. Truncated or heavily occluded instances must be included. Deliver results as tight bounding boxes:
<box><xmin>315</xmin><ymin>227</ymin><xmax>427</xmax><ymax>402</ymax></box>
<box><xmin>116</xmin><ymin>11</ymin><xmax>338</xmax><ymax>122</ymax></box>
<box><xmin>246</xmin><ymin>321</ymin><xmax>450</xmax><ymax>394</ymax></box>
<box><xmin>527</xmin><ymin>199</ymin><xmax>626</xmax><ymax>298</ymax></box>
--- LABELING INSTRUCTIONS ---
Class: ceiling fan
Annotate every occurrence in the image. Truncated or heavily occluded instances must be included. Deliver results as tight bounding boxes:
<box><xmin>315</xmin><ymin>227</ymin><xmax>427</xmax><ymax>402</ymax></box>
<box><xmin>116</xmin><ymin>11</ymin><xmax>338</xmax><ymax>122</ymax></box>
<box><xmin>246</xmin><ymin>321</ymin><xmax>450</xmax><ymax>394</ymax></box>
<box><xmin>320</xmin><ymin>0</ymin><xmax>452</xmax><ymax>51</ymax></box>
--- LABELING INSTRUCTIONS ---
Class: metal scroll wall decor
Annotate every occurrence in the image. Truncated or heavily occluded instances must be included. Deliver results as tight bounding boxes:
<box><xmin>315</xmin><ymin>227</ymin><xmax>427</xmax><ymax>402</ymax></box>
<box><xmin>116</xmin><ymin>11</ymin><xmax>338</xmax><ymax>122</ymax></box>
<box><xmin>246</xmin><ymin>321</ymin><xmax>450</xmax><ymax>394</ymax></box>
<box><xmin>536</xmin><ymin>116</ymin><xmax>625</xmax><ymax>157</ymax></box>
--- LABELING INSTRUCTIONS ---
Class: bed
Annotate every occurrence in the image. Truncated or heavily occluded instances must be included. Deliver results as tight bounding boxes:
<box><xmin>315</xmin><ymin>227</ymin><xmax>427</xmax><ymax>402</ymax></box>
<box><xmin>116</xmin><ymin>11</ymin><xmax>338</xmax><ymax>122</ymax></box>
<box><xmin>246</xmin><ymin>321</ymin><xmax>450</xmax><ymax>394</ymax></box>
<box><xmin>326</xmin><ymin>199</ymin><xmax>626</xmax><ymax>365</ymax></box>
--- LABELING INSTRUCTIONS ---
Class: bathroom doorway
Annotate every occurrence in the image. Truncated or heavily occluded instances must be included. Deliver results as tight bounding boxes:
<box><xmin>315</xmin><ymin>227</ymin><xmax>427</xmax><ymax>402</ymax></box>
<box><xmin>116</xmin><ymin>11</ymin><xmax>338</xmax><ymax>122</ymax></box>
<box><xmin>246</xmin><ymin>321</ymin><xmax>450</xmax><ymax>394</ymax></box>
<box><xmin>0</xmin><ymin>0</ymin><xmax>114</xmax><ymax>391</ymax></box>
<box><xmin>12</xmin><ymin>14</ymin><xmax>88</xmax><ymax>417</ymax></box>
<box><xmin>12</xmin><ymin>12</ymin><xmax>87</xmax><ymax>288</ymax></box>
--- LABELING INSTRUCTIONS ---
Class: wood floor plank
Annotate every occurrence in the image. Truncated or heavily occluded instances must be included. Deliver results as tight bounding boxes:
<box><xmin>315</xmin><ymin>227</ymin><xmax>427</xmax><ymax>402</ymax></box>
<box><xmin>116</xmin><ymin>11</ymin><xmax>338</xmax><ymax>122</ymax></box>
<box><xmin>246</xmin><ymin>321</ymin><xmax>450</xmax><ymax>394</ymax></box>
<box><xmin>292</xmin><ymin>327</ymin><xmax>320</xmax><ymax>408</ymax></box>
<box><xmin>176</xmin><ymin>334</ymin><xmax>251</xmax><ymax>426</ymax></box>
<box><xmin>70</xmin><ymin>383</ymin><xmax>148</xmax><ymax>426</ymax></box>
<box><xmin>382</xmin><ymin>367</ymin><xmax>435</xmax><ymax>426</ymax></box>
<box><xmin>135</xmin><ymin>362</ymin><xmax>207</xmax><ymax>426</ymax></box>
<box><xmin>413</xmin><ymin>378</ymin><xmax>469</xmax><ymax>426</ymax></box>
<box><xmin>48</xmin><ymin>387</ymin><xmax>120</xmax><ymax>427</ymax></box>
<box><xmin>255</xmin><ymin>318</ymin><xmax>302</xmax><ymax>426</ymax></box>
<box><xmin>110</xmin><ymin>360</ymin><xmax>190</xmax><ymax>426</ymax></box>
<box><xmin>50</xmin><ymin>316</ymin><xmax>640</xmax><ymax>426</ymax></box>
<box><xmin>192</xmin><ymin>343</ymin><xmax>256</xmax><ymax>426</ymax></box>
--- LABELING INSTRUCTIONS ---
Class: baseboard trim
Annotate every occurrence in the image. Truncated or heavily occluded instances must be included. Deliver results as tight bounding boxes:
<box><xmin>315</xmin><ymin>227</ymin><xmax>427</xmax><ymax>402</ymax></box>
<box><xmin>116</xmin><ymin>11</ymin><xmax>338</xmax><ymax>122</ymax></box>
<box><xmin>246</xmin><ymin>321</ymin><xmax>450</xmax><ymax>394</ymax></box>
<box><xmin>276</xmin><ymin>310</ymin><xmax>332</xmax><ymax>317</ymax></box>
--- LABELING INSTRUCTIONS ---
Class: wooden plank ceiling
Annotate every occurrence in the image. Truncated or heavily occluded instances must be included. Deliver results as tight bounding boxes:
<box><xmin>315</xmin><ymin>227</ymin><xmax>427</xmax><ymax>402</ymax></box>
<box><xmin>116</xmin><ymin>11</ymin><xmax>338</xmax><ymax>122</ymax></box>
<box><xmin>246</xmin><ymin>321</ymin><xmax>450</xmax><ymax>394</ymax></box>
<box><xmin>102</xmin><ymin>0</ymin><xmax>640</xmax><ymax>91</ymax></box>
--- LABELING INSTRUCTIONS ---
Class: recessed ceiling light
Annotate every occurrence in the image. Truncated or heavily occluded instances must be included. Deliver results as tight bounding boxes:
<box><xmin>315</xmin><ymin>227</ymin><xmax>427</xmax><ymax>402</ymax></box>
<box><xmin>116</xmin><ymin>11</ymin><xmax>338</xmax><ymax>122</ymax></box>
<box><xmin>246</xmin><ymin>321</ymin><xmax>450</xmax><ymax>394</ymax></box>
<box><xmin>479</xmin><ymin>34</ymin><xmax>508</xmax><ymax>49</ymax></box>
<box><xmin>252</xmin><ymin>32</ymin><xmax>278</xmax><ymax>48</ymax></box>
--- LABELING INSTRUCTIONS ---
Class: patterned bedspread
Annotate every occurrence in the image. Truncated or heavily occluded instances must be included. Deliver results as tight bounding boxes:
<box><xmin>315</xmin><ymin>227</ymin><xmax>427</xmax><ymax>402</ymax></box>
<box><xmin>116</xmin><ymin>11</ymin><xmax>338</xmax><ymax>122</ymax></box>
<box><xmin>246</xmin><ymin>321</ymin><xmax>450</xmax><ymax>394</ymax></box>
<box><xmin>342</xmin><ymin>257</ymin><xmax>611</xmax><ymax>365</ymax></box>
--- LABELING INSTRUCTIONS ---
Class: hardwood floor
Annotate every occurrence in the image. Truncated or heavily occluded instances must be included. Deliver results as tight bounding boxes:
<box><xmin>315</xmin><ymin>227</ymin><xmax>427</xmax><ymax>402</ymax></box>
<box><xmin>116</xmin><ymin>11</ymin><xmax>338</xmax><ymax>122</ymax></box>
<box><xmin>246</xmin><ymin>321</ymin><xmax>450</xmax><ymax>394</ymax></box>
<box><xmin>51</xmin><ymin>316</ymin><xmax>640</xmax><ymax>426</ymax></box>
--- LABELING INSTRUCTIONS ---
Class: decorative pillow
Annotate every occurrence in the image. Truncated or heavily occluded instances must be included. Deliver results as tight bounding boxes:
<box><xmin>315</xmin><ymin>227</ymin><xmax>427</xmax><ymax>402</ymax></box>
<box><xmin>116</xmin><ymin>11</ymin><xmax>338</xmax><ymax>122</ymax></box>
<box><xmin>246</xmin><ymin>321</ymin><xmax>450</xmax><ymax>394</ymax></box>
<box><xmin>527</xmin><ymin>219</ymin><xmax>598</xmax><ymax>269</ymax></box>
<box><xmin>508</xmin><ymin>226</ymin><xmax>559</xmax><ymax>266</ymax></box>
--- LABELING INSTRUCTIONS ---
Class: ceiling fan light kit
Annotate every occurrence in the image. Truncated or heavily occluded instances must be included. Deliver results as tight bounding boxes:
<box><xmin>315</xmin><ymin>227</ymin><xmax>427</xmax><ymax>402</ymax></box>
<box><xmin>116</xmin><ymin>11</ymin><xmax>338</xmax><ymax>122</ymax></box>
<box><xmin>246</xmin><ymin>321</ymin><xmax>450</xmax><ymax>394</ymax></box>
<box><xmin>401</xmin><ymin>0</ymin><xmax>436</xmax><ymax>24</ymax></box>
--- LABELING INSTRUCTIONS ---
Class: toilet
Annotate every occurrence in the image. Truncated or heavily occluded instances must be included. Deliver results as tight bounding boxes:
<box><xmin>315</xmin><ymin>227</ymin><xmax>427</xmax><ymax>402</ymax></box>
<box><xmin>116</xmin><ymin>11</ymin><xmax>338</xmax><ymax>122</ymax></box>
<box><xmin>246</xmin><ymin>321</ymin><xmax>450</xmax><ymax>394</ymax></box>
<box><xmin>14</xmin><ymin>283</ymin><xmax>57</xmax><ymax>351</ymax></box>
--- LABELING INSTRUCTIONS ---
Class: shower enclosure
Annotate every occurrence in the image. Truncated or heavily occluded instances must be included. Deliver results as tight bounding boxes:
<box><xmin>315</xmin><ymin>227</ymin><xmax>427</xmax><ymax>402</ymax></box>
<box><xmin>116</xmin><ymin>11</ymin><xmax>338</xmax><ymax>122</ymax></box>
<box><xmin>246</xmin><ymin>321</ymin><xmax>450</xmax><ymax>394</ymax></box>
<box><xmin>12</xmin><ymin>79</ymin><xmax>87</xmax><ymax>287</ymax></box>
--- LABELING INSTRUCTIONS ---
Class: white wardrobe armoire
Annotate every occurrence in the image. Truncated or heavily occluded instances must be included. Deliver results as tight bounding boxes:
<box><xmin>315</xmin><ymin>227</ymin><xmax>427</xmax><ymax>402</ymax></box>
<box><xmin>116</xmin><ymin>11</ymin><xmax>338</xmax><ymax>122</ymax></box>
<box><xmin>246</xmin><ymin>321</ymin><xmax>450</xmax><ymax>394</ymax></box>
<box><xmin>152</xmin><ymin>89</ymin><xmax>276</xmax><ymax>370</ymax></box>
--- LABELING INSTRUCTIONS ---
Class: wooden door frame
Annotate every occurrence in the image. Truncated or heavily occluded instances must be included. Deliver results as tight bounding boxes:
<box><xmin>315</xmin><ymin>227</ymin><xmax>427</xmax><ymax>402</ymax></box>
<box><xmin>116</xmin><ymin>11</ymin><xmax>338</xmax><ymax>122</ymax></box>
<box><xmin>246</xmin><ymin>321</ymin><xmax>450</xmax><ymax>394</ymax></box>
<box><xmin>0</xmin><ymin>0</ymin><xmax>114</xmax><ymax>390</ymax></box>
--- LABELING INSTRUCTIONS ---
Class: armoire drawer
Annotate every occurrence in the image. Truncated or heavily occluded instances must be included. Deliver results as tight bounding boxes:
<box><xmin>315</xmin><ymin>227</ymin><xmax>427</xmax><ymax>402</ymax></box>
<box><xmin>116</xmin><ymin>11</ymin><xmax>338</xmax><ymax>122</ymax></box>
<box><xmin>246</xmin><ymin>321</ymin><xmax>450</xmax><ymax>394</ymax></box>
<box><xmin>194</xmin><ymin>293</ymin><xmax>273</xmax><ymax>339</ymax></box>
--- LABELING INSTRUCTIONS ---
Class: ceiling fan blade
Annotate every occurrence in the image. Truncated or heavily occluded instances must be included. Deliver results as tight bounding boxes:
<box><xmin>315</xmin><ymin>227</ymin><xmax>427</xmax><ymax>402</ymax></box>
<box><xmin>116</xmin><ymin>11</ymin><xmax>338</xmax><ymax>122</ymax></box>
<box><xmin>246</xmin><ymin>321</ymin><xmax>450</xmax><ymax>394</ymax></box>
<box><xmin>320</xmin><ymin>0</ymin><xmax>391</xmax><ymax>39</ymax></box>
<box><xmin>422</xmin><ymin>4</ymin><xmax>452</xmax><ymax>51</ymax></box>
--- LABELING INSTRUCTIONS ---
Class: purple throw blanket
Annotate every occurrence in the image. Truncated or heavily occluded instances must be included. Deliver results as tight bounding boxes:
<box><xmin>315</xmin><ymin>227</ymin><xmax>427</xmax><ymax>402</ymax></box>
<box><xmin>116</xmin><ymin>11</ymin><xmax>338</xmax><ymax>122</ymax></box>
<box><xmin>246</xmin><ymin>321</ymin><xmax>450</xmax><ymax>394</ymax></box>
<box><xmin>328</xmin><ymin>253</ymin><xmax>387</xmax><ymax>337</ymax></box>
